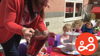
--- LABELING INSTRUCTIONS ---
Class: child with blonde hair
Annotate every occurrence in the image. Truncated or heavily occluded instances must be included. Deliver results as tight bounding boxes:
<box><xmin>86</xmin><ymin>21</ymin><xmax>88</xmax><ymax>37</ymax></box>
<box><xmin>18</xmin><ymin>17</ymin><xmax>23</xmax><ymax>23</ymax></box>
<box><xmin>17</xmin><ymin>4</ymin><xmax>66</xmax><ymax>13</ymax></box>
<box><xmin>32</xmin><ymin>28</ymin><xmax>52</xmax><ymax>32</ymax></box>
<box><xmin>60</xmin><ymin>24</ymin><xmax>72</xmax><ymax>46</ymax></box>
<box><xmin>72</xmin><ymin>20</ymin><xmax>83</xmax><ymax>33</ymax></box>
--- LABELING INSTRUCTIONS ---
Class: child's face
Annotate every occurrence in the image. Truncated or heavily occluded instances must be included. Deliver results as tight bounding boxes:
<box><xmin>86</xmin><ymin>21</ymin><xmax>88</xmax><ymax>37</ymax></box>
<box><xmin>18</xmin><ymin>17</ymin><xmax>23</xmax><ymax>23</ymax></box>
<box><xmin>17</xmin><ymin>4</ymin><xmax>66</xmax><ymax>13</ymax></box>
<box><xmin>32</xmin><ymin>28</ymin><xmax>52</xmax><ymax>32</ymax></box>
<box><xmin>76</xmin><ymin>25</ymin><xmax>82</xmax><ymax>30</ymax></box>
<box><xmin>63</xmin><ymin>29</ymin><xmax>71</xmax><ymax>34</ymax></box>
<box><xmin>86</xmin><ymin>22</ymin><xmax>93</xmax><ymax>29</ymax></box>
<box><xmin>96</xmin><ymin>23</ymin><xmax>100</xmax><ymax>27</ymax></box>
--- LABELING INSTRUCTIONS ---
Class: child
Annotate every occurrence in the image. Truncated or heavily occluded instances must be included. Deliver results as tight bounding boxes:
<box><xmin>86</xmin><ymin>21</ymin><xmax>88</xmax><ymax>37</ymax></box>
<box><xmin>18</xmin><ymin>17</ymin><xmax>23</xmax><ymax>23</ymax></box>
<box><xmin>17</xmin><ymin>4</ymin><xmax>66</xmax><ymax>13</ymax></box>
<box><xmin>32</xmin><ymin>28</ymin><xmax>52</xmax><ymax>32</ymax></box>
<box><xmin>93</xmin><ymin>21</ymin><xmax>100</xmax><ymax>33</ymax></box>
<box><xmin>81</xmin><ymin>20</ymin><xmax>96</xmax><ymax>34</ymax></box>
<box><xmin>72</xmin><ymin>20</ymin><xmax>83</xmax><ymax>33</ymax></box>
<box><xmin>60</xmin><ymin>24</ymin><xmax>71</xmax><ymax>46</ymax></box>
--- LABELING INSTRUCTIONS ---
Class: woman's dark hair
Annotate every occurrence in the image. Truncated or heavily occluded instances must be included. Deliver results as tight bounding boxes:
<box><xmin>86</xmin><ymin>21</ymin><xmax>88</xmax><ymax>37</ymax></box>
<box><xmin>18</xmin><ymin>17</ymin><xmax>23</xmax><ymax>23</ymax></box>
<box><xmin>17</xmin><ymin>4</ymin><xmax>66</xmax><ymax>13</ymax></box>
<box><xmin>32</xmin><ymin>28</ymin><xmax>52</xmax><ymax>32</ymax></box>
<box><xmin>26</xmin><ymin>0</ymin><xmax>44</xmax><ymax>19</ymax></box>
<box><xmin>0</xmin><ymin>0</ymin><xmax>1</xmax><ymax>2</ymax></box>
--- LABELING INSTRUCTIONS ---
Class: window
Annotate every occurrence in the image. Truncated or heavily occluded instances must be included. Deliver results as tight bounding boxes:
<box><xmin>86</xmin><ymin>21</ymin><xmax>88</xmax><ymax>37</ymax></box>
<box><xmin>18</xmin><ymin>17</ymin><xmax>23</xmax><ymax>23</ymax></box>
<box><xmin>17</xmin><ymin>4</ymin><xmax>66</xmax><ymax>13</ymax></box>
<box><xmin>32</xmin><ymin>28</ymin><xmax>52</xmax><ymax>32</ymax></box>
<box><xmin>65</xmin><ymin>2</ymin><xmax>74</xmax><ymax>18</ymax></box>
<box><xmin>75</xmin><ymin>3</ymin><xmax>82</xmax><ymax>17</ymax></box>
<box><xmin>64</xmin><ymin>0</ymin><xmax>83</xmax><ymax>22</ymax></box>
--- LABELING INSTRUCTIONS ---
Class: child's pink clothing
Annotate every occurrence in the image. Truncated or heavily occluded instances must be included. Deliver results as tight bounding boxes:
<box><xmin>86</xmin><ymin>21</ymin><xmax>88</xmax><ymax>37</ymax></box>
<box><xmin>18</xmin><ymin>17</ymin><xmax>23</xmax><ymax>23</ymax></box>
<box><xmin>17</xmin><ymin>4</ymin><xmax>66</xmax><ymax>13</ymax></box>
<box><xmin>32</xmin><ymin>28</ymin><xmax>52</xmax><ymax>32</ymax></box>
<box><xmin>97</xmin><ymin>31</ymin><xmax>100</xmax><ymax>36</ymax></box>
<box><xmin>75</xmin><ymin>29</ymin><xmax>82</xmax><ymax>33</ymax></box>
<box><xmin>60</xmin><ymin>35</ymin><xmax>69</xmax><ymax>45</ymax></box>
<box><xmin>61</xmin><ymin>35</ymin><xmax>69</xmax><ymax>40</ymax></box>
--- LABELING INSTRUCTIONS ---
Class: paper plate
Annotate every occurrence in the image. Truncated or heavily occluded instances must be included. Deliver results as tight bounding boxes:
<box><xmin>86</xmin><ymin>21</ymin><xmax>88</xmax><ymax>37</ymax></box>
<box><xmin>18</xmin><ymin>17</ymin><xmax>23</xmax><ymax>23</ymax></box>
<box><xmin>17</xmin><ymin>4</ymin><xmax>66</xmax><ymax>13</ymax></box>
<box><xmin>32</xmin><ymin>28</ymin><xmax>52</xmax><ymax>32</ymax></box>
<box><xmin>66</xmin><ymin>32</ymin><xmax>81</xmax><ymax>36</ymax></box>
<box><xmin>95</xmin><ymin>36</ymin><xmax>100</xmax><ymax>40</ymax></box>
<box><xmin>61</xmin><ymin>48</ymin><xmax>79</xmax><ymax>55</ymax></box>
<box><xmin>57</xmin><ymin>45</ymin><xmax>66</xmax><ymax>48</ymax></box>
<box><xmin>57</xmin><ymin>45</ymin><xmax>79</xmax><ymax>55</ymax></box>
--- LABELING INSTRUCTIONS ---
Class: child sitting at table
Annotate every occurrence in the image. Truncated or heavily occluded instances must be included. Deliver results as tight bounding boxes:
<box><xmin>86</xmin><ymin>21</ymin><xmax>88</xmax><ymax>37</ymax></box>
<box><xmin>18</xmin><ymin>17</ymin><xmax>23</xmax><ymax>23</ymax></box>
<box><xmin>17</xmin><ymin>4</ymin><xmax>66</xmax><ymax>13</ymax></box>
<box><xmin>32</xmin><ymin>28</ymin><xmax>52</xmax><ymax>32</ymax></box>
<box><xmin>60</xmin><ymin>24</ymin><xmax>72</xmax><ymax>46</ymax></box>
<box><xmin>81</xmin><ymin>20</ymin><xmax>96</xmax><ymax>34</ymax></box>
<box><xmin>93</xmin><ymin>21</ymin><xmax>100</xmax><ymax>33</ymax></box>
<box><xmin>72</xmin><ymin>20</ymin><xmax>83</xmax><ymax>33</ymax></box>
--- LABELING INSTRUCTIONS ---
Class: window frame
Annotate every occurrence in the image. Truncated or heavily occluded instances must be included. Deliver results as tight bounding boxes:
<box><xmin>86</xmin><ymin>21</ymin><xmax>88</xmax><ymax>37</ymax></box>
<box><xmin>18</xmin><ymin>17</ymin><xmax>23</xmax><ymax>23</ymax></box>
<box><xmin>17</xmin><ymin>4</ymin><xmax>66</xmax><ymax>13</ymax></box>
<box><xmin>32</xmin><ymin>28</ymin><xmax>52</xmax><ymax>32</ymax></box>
<box><xmin>64</xmin><ymin>0</ymin><xmax>83</xmax><ymax>22</ymax></box>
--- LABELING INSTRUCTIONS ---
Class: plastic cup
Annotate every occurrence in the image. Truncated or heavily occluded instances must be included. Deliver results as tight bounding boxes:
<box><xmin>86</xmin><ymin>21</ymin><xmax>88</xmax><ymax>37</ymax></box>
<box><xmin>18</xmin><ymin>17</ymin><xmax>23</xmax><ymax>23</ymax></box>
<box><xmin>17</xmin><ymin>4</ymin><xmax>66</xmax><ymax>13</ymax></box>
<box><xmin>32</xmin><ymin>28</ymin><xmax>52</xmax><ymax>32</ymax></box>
<box><xmin>97</xmin><ymin>32</ymin><xmax>100</xmax><ymax>36</ymax></box>
<box><xmin>48</xmin><ymin>38</ymin><xmax>54</xmax><ymax>46</ymax></box>
<box><xmin>47</xmin><ymin>46</ymin><xmax>52</xmax><ymax>54</ymax></box>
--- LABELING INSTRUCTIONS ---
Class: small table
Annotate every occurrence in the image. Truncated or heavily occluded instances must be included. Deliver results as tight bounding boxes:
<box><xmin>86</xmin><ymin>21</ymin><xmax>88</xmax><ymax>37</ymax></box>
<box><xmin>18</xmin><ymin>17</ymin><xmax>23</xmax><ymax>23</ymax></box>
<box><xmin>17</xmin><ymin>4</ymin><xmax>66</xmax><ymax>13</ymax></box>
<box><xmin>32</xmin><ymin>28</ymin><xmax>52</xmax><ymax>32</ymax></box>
<box><xmin>95</xmin><ymin>36</ymin><xmax>100</xmax><ymax>41</ymax></box>
<box><xmin>93</xmin><ymin>34</ymin><xmax>100</xmax><ymax>40</ymax></box>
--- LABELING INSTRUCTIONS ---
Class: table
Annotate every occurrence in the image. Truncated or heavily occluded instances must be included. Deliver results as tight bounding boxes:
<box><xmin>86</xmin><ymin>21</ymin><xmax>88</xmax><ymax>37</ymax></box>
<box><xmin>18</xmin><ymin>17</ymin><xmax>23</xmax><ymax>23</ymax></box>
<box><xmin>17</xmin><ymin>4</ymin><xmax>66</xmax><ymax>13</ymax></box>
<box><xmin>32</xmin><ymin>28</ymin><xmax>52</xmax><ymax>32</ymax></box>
<box><xmin>38</xmin><ymin>47</ymin><xmax>81</xmax><ymax>56</ymax></box>
<box><xmin>93</xmin><ymin>34</ymin><xmax>100</xmax><ymax>40</ymax></box>
<box><xmin>95</xmin><ymin>36</ymin><xmax>100</xmax><ymax>40</ymax></box>
<box><xmin>37</xmin><ymin>35</ymin><xmax>100</xmax><ymax>56</ymax></box>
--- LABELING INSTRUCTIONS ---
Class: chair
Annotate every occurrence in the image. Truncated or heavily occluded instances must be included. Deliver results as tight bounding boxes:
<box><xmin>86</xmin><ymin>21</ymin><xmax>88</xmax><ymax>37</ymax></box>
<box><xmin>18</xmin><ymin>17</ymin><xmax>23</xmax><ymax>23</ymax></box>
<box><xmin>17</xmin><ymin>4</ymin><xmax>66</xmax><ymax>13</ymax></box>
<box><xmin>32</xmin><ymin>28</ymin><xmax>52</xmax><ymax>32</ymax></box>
<box><xmin>53</xmin><ymin>34</ymin><xmax>61</xmax><ymax>47</ymax></box>
<box><xmin>18</xmin><ymin>42</ymin><xmax>27</xmax><ymax>56</ymax></box>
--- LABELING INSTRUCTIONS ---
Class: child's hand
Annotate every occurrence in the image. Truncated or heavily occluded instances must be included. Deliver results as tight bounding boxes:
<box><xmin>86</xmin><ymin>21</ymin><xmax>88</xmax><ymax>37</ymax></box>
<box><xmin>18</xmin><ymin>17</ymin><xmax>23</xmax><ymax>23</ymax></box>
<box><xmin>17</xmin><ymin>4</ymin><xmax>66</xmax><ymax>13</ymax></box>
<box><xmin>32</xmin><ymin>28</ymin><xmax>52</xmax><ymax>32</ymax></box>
<box><xmin>78</xmin><ymin>30</ymin><xmax>82</xmax><ymax>33</ymax></box>
<box><xmin>39</xmin><ymin>51</ymin><xmax>44</xmax><ymax>56</ymax></box>
<box><xmin>47</xmin><ymin>3</ymin><xmax>50</xmax><ymax>8</ymax></box>
<box><xmin>93</xmin><ymin>30</ymin><xmax>96</xmax><ymax>33</ymax></box>
<box><xmin>65</xmin><ymin>44</ymin><xmax>70</xmax><ymax>46</ymax></box>
<box><xmin>65</xmin><ymin>44</ymin><xmax>68</xmax><ymax>46</ymax></box>
<box><xmin>48</xmin><ymin>32</ymin><xmax>56</xmax><ymax>38</ymax></box>
<box><xmin>41</xmin><ymin>47</ymin><xmax>47</xmax><ymax>52</ymax></box>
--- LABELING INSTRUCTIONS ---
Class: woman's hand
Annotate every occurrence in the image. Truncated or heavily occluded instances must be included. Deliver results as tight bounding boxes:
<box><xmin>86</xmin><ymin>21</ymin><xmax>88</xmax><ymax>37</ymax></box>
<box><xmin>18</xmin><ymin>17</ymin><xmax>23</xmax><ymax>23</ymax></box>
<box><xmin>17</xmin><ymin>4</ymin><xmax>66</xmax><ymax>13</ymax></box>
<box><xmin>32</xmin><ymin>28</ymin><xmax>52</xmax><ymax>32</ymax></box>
<box><xmin>42</xmin><ymin>31</ymin><xmax>56</xmax><ymax>39</ymax></box>
<box><xmin>47</xmin><ymin>3</ymin><xmax>50</xmax><ymax>8</ymax></box>
<box><xmin>42</xmin><ymin>30</ymin><xmax>49</xmax><ymax>36</ymax></box>
<box><xmin>22</xmin><ymin>27</ymin><xmax>35</xmax><ymax>43</ymax></box>
<box><xmin>48</xmin><ymin>32</ymin><xmax>56</xmax><ymax>40</ymax></box>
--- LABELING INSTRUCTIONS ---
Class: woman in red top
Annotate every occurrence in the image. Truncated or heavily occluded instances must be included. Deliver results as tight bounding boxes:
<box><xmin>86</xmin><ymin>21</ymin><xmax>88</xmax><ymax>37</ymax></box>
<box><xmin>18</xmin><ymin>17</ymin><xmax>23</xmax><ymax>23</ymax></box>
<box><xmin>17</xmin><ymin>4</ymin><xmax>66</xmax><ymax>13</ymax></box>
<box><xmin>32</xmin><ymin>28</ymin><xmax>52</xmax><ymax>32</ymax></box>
<box><xmin>0</xmin><ymin>0</ymin><xmax>53</xmax><ymax>56</ymax></box>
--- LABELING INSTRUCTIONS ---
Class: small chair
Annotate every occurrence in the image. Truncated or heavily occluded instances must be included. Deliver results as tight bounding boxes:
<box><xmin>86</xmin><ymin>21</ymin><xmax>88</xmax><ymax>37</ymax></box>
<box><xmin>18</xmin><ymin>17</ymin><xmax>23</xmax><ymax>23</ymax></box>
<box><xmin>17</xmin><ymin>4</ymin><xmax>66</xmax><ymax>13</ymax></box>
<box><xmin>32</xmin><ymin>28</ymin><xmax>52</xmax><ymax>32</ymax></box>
<box><xmin>18</xmin><ymin>42</ymin><xmax>27</xmax><ymax>56</ymax></box>
<box><xmin>53</xmin><ymin>34</ymin><xmax>61</xmax><ymax>47</ymax></box>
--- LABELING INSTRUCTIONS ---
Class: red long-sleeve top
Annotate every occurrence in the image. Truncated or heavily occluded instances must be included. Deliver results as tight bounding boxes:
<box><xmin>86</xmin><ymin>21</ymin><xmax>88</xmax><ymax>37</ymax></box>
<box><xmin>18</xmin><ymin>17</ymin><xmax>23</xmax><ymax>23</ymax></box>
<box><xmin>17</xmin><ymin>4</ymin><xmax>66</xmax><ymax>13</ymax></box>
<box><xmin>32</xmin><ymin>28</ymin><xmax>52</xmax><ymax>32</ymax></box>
<box><xmin>0</xmin><ymin>0</ymin><xmax>47</xmax><ymax>44</ymax></box>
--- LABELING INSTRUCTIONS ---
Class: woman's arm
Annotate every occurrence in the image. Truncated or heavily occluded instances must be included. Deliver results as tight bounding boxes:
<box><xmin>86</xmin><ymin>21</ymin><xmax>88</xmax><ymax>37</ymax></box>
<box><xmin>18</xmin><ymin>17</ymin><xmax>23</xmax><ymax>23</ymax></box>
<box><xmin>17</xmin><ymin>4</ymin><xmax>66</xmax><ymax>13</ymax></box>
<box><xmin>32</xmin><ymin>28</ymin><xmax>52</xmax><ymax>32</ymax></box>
<box><xmin>4</xmin><ymin>0</ymin><xmax>23</xmax><ymax>35</ymax></box>
<box><xmin>4</xmin><ymin>0</ymin><xmax>35</xmax><ymax>42</ymax></box>
<box><xmin>37</xmin><ymin>18</ymin><xmax>47</xmax><ymax>33</ymax></box>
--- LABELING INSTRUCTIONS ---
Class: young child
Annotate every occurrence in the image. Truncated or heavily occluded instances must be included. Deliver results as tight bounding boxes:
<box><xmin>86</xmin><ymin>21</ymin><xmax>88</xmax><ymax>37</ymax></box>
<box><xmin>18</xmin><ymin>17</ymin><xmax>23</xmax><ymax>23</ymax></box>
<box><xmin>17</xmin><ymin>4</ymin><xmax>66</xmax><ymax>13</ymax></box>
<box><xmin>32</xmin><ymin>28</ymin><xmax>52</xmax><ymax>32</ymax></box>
<box><xmin>60</xmin><ymin>24</ymin><xmax>71</xmax><ymax>46</ymax></box>
<box><xmin>72</xmin><ymin>20</ymin><xmax>83</xmax><ymax>33</ymax></box>
<box><xmin>93</xmin><ymin>21</ymin><xmax>100</xmax><ymax>33</ymax></box>
<box><xmin>81</xmin><ymin>20</ymin><xmax>96</xmax><ymax>34</ymax></box>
